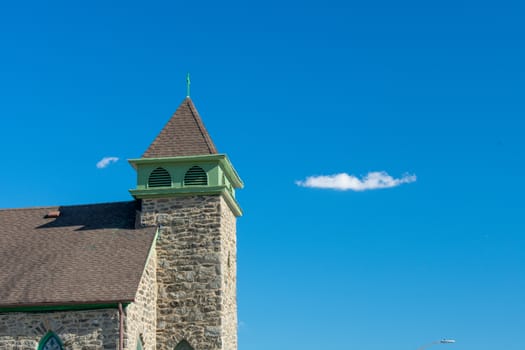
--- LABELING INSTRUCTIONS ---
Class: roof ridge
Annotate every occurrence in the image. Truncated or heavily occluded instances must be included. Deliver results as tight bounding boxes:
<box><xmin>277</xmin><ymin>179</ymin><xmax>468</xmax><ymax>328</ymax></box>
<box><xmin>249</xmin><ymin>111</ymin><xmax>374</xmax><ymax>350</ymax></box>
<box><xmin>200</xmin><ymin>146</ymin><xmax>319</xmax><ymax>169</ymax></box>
<box><xmin>0</xmin><ymin>205</ymin><xmax>59</xmax><ymax>212</ymax></box>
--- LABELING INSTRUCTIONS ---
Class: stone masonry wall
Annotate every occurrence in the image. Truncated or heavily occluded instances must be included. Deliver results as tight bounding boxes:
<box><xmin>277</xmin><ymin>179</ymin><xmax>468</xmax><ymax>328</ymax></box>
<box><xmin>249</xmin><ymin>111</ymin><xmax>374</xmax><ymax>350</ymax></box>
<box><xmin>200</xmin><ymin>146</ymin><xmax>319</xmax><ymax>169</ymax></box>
<box><xmin>124</xmin><ymin>247</ymin><xmax>157</xmax><ymax>350</ymax></box>
<box><xmin>219</xmin><ymin>199</ymin><xmax>237</xmax><ymax>350</ymax></box>
<box><xmin>0</xmin><ymin>309</ymin><xmax>119</xmax><ymax>350</ymax></box>
<box><xmin>140</xmin><ymin>195</ymin><xmax>237</xmax><ymax>350</ymax></box>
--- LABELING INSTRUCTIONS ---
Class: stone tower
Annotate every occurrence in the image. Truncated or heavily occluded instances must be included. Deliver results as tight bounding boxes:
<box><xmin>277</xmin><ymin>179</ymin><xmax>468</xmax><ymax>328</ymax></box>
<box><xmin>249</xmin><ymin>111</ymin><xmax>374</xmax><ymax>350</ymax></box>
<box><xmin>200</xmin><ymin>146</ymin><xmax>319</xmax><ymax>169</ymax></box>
<box><xmin>129</xmin><ymin>98</ymin><xmax>243</xmax><ymax>350</ymax></box>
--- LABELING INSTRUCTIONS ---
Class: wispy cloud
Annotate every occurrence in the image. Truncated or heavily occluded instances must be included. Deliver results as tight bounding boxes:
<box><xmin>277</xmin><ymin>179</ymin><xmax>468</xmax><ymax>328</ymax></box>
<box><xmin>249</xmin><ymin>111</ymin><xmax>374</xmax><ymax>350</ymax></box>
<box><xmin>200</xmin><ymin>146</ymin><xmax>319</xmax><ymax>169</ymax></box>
<box><xmin>295</xmin><ymin>171</ymin><xmax>416</xmax><ymax>191</ymax></box>
<box><xmin>96</xmin><ymin>156</ymin><xmax>119</xmax><ymax>169</ymax></box>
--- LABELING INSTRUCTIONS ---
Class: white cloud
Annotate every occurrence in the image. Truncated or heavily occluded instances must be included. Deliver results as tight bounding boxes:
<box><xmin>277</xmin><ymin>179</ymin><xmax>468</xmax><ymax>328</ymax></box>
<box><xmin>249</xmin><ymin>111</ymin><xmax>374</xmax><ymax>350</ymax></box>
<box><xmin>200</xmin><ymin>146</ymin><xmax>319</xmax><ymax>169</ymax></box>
<box><xmin>295</xmin><ymin>171</ymin><xmax>416</xmax><ymax>191</ymax></box>
<box><xmin>96</xmin><ymin>157</ymin><xmax>119</xmax><ymax>169</ymax></box>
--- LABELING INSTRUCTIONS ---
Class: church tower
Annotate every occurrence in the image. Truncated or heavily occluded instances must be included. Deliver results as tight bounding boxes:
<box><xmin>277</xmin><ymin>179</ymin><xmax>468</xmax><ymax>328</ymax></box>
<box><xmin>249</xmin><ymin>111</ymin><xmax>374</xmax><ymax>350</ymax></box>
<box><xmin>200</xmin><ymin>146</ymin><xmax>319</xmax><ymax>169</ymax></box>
<box><xmin>129</xmin><ymin>97</ymin><xmax>243</xmax><ymax>350</ymax></box>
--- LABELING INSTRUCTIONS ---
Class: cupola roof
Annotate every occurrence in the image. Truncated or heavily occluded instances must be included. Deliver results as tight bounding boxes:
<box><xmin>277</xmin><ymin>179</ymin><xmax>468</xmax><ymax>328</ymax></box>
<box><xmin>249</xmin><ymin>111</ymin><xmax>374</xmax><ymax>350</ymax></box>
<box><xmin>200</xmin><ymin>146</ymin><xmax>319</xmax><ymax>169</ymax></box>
<box><xmin>143</xmin><ymin>97</ymin><xmax>218</xmax><ymax>158</ymax></box>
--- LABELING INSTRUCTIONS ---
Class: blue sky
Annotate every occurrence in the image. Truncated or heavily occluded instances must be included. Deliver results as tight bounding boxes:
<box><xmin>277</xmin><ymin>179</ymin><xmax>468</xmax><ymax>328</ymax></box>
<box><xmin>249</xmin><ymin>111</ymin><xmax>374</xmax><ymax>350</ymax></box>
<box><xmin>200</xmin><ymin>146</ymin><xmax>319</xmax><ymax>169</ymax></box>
<box><xmin>1</xmin><ymin>1</ymin><xmax>524</xmax><ymax>349</ymax></box>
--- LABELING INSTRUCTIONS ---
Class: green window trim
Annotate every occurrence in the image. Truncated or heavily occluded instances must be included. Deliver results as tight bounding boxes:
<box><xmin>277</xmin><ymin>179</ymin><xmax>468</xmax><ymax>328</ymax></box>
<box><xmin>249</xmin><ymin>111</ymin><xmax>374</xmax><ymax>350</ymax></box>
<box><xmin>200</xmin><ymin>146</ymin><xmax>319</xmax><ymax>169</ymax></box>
<box><xmin>175</xmin><ymin>339</ymin><xmax>194</xmax><ymax>350</ymax></box>
<box><xmin>38</xmin><ymin>331</ymin><xmax>64</xmax><ymax>350</ymax></box>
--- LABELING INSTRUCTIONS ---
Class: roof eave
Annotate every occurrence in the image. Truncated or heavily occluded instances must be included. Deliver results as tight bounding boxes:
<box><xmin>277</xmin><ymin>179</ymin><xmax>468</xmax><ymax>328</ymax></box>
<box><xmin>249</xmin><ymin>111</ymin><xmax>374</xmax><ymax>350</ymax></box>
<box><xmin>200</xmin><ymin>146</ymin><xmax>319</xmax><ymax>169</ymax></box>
<box><xmin>0</xmin><ymin>300</ymin><xmax>134</xmax><ymax>312</ymax></box>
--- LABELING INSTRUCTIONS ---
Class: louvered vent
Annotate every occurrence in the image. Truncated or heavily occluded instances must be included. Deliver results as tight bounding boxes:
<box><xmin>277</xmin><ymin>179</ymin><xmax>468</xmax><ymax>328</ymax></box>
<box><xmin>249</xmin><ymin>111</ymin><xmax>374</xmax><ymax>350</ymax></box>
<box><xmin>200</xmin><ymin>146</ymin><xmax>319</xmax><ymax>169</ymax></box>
<box><xmin>148</xmin><ymin>167</ymin><xmax>171</xmax><ymax>188</ymax></box>
<box><xmin>184</xmin><ymin>166</ymin><xmax>207</xmax><ymax>186</ymax></box>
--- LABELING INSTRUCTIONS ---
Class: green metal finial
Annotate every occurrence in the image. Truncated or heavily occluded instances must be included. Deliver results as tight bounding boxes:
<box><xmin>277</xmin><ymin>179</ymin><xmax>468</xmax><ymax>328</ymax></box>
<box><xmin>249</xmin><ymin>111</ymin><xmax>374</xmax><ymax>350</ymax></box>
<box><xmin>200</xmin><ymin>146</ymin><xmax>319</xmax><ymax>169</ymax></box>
<box><xmin>186</xmin><ymin>73</ymin><xmax>191</xmax><ymax>97</ymax></box>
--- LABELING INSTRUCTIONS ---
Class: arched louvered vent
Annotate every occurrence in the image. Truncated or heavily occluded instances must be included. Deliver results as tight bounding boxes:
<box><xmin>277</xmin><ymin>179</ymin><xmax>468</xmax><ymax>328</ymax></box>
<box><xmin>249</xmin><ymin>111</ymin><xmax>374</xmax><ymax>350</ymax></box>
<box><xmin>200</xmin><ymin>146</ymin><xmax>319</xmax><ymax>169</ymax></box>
<box><xmin>184</xmin><ymin>166</ymin><xmax>207</xmax><ymax>186</ymax></box>
<box><xmin>148</xmin><ymin>167</ymin><xmax>171</xmax><ymax>188</ymax></box>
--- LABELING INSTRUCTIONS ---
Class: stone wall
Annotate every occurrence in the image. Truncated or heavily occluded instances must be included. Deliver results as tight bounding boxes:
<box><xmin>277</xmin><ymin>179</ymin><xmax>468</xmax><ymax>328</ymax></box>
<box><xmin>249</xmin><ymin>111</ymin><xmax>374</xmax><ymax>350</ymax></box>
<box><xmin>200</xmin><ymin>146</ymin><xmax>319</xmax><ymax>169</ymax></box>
<box><xmin>219</xmin><ymin>198</ymin><xmax>237</xmax><ymax>350</ymax></box>
<box><xmin>0</xmin><ymin>309</ymin><xmax>119</xmax><ymax>350</ymax></box>
<box><xmin>0</xmin><ymin>244</ymin><xmax>157</xmax><ymax>350</ymax></box>
<box><xmin>124</xmin><ymin>247</ymin><xmax>157</xmax><ymax>350</ymax></box>
<box><xmin>140</xmin><ymin>195</ymin><xmax>238</xmax><ymax>350</ymax></box>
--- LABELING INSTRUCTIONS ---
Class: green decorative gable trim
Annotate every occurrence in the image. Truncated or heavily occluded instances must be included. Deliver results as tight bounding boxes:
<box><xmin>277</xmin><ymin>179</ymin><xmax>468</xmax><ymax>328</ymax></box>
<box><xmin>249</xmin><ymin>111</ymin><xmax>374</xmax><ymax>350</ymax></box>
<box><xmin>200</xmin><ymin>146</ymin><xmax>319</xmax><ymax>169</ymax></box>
<box><xmin>129</xmin><ymin>154</ymin><xmax>243</xmax><ymax>216</ymax></box>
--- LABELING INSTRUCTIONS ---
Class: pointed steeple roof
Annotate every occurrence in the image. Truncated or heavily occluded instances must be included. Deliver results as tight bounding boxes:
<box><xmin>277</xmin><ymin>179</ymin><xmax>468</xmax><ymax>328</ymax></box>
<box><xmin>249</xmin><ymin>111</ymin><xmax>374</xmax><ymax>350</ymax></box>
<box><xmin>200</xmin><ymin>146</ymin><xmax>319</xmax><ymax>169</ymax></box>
<box><xmin>143</xmin><ymin>98</ymin><xmax>218</xmax><ymax>158</ymax></box>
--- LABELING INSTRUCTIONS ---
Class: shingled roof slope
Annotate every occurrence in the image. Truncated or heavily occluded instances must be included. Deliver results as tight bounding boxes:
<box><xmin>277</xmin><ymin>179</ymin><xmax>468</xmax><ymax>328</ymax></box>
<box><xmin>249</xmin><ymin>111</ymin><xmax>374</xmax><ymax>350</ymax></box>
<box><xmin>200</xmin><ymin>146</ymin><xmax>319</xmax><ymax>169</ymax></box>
<box><xmin>143</xmin><ymin>97</ymin><xmax>218</xmax><ymax>158</ymax></box>
<box><xmin>0</xmin><ymin>201</ymin><xmax>156</xmax><ymax>307</ymax></box>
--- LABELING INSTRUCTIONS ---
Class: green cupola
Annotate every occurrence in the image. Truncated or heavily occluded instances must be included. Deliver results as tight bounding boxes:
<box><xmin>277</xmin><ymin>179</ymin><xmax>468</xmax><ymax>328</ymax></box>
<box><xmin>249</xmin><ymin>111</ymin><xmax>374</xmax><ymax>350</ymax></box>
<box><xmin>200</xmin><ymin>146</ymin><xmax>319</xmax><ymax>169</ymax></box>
<box><xmin>129</xmin><ymin>97</ymin><xmax>243</xmax><ymax>216</ymax></box>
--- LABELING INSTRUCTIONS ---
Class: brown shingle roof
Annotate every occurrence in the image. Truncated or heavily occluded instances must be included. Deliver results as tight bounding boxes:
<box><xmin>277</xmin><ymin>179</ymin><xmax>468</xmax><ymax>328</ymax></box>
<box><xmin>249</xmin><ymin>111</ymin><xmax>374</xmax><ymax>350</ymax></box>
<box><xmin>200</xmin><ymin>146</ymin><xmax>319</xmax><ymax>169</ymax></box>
<box><xmin>143</xmin><ymin>97</ymin><xmax>218</xmax><ymax>158</ymax></box>
<box><xmin>0</xmin><ymin>201</ymin><xmax>156</xmax><ymax>307</ymax></box>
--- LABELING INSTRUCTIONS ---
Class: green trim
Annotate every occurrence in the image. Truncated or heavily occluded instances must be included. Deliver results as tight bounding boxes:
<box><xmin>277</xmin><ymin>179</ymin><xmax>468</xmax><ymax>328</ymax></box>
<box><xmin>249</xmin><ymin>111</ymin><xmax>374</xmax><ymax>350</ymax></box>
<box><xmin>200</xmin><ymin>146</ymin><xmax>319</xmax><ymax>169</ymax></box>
<box><xmin>186</xmin><ymin>72</ymin><xmax>191</xmax><ymax>98</ymax></box>
<box><xmin>0</xmin><ymin>303</ymin><xmax>127</xmax><ymax>313</ymax></box>
<box><xmin>130</xmin><ymin>153</ymin><xmax>224</xmax><ymax>164</ymax></box>
<box><xmin>129</xmin><ymin>153</ymin><xmax>243</xmax><ymax>216</ymax></box>
<box><xmin>129</xmin><ymin>154</ymin><xmax>243</xmax><ymax>188</ymax></box>
<box><xmin>130</xmin><ymin>186</ymin><xmax>243</xmax><ymax>217</ymax></box>
<box><xmin>137</xmin><ymin>335</ymin><xmax>144</xmax><ymax>350</ymax></box>
<box><xmin>131</xmin><ymin>185</ymin><xmax>227</xmax><ymax>197</ymax></box>
<box><xmin>37</xmin><ymin>331</ymin><xmax>63</xmax><ymax>350</ymax></box>
<box><xmin>221</xmin><ymin>186</ymin><xmax>243</xmax><ymax>217</ymax></box>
